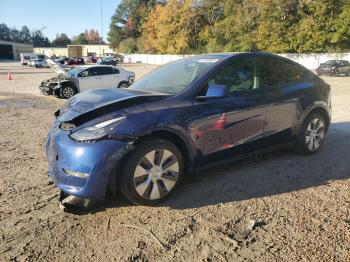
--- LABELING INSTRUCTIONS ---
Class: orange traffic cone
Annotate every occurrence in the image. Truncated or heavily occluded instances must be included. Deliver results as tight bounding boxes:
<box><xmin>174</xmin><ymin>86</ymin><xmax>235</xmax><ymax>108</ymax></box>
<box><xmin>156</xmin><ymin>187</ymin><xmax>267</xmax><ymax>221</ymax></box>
<box><xmin>7</xmin><ymin>73</ymin><xmax>13</xmax><ymax>80</ymax></box>
<box><xmin>212</xmin><ymin>113</ymin><xmax>226</xmax><ymax>130</ymax></box>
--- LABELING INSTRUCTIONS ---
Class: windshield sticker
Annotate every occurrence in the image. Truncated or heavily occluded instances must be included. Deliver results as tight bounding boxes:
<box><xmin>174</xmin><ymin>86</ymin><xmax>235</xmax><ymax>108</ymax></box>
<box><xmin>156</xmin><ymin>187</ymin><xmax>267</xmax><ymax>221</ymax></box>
<box><xmin>197</xmin><ymin>58</ymin><xmax>219</xmax><ymax>63</ymax></box>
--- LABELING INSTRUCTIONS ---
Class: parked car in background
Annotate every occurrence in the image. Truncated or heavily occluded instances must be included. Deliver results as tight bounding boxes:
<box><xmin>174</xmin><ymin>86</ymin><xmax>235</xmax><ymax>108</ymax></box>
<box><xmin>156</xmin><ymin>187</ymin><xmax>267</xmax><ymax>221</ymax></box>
<box><xmin>20</xmin><ymin>53</ymin><xmax>45</xmax><ymax>65</ymax></box>
<box><xmin>34</xmin><ymin>59</ymin><xmax>50</xmax><ymax>68</ymax></box>
<box><xmin>46</xmin><ymin>53</ymin><xmax>331</xmax><ymax>207</ymax></box>
<box><xmin>87</xmin><ymin>56</ymin><xmax>97</xmax><ymax>63</ymax></box>
<box><xmin>316</xmin><ymin>60</ymin><xmax>350</xmax><ymax>76</ymax></box>
<box><xmin>114</xmin><ymin>53</ymin><xmax>124</xmax><ymax>63</ymax></box>
<box><xmin>67</xmin><ymin>57</ymin><xmax>85</xmax><ymax>66</ymax></box>
<box><xmin>98</xmin><ymin>57</ymin><xmax>118</xmax><ymax>66</ymax></box>
<box><xmin>39</xmin><ymin>65</ymin><xmax>135</xmax><ymax>99</ymax></box>
<box><xmin>28</xmin><ymin>58</ymin><xmax>36</xmax><ymax>67</ymax></box>
<box><xmin>54</xmin><ymin>57</ymin><xmax>68</xmax><ymax>65</ymax></box>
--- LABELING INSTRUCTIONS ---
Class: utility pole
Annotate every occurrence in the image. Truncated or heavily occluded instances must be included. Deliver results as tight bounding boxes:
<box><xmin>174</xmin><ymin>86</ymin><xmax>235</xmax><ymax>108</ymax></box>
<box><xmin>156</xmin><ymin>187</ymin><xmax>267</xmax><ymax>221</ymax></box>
<box><xmin>100</xmin><ymin>0</ymin><xmax>104</xmax><ymax>43</ymax></box>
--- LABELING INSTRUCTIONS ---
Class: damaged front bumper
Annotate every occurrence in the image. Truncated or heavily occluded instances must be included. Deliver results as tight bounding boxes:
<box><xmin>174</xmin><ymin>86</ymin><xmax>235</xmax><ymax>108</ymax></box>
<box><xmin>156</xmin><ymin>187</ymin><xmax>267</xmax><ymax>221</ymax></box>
<box><xmin>46</xmin><ymin>122</ymin><xmax>134</xmax><ymax>201</ymax></box>
<box><xmin>39</xmin><ymin>83</ymin><xmax>54</xmax><ymax>95</ymax></box>
<box><xmin>39</xmin><ymin>81</ymin><xmax>61</xmax><ymax>96</ymax></box>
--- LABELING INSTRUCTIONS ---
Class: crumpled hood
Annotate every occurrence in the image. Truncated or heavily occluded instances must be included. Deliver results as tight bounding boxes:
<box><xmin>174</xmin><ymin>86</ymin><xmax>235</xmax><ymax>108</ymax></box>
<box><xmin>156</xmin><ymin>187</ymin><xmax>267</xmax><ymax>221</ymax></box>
<box><xmin>57</xmin><ymin>88</ymin><xmax>169</xmax><ymax>124</ymax></box>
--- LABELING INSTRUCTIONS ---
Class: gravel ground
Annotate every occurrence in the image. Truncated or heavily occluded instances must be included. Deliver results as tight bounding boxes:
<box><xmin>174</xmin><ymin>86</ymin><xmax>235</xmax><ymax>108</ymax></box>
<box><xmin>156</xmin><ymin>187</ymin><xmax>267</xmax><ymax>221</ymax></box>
<box><xmin>0</xmin><ymin>62</ymin><xmax>349</xmax><ymax>261</ymax></box>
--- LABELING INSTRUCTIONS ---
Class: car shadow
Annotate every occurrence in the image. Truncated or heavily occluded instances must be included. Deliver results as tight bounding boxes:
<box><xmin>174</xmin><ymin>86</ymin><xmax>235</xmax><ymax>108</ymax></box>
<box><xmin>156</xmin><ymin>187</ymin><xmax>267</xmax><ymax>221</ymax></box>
<box><xmin>66</xmin><ymin>121</ymin><xmax>350</xmax><ymax>214</ymax></box>
<box><xmin>164</xmin><ymin>121</ymin><xmax>350</xmax><ymax>210</ymax></box>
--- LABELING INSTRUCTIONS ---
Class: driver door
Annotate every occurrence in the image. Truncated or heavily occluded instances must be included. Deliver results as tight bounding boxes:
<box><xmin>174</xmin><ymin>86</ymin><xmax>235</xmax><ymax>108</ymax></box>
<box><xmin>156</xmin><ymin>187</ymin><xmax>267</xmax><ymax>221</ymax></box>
<box><xmin>189</xmin><ymin>57</ymin><xmax>267</xmax><ymax>166</ymax></box>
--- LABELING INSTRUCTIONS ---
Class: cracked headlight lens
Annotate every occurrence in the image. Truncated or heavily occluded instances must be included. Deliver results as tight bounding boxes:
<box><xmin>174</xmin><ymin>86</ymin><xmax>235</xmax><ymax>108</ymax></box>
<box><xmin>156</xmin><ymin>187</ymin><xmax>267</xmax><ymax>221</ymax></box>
<box><xmin>70</xmin><ymin>116</ymin><xmax>125</xmax><ymax>142</ymax></box>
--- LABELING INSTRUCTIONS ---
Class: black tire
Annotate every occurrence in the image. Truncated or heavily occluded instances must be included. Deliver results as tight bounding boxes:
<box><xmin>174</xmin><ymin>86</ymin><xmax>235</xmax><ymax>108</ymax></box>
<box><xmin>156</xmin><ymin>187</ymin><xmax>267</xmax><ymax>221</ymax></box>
<box><xmin>296</xmin><ymin>112</ymin><xmax>326</xmax><ymax>155</ymax></box>
<box><xmin>59</xmin><ymin>85</ymin><xmax>76</xmax><ymax>99</ymax></box>
<box><xmin>118</xmin><ymin>81</ymin><xmax>129</xmax><ymax>88</ymax></box>
<box><xmin>119</xmin><ymin>138</ymin><xmax>184</xmax><ymax>205</ymax></box>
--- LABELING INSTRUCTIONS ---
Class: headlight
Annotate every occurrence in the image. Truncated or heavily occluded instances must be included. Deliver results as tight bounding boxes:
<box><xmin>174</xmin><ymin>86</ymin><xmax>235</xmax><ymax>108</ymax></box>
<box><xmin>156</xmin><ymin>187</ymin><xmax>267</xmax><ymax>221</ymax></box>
<box><xmin>69</xmin><ymin>116</ymin><xmax>126</xmax><ymax>142</ymax></box>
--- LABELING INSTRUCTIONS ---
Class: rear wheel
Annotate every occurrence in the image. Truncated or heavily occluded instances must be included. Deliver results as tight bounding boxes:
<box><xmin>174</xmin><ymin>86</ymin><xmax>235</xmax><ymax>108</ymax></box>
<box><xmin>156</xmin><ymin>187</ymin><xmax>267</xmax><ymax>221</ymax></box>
<box><xmin>60</xmin><ymin>85</ymin><xmax>76</xmax><ymax>99</ymax></box>
<box><xmin>119</xmin><ymin>138</ymin><xmax>184</xmax><ymax>205</ymax></box>
<box><xmin>296</xmin><ymin>113</ymin><xmax>326</xmax><ymax>155</ymax></box>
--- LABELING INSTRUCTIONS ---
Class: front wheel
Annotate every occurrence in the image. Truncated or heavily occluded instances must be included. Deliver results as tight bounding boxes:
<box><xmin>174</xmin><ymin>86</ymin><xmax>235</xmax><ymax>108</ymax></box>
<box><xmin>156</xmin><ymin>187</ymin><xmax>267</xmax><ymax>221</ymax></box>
<box><xmin>296</xmin><ymin>113</ymin><xmax>326</xmax><ymax>155</ymax></box>
<box><xmin>60</xmin><ymin>85</ymin><xmax>76</xmax><ymax>99</ymax></box>
<box><xmin>119</xmin><ymin>138</ymin><xmax>184</xmax><ymax>205</ymax></box>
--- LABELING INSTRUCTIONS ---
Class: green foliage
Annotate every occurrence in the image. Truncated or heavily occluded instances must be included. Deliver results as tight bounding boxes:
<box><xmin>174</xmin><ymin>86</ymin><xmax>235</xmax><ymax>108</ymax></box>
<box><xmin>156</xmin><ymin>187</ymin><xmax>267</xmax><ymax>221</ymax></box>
<box><xmin>0</xmin><ymin>23</ymin><xmax>50</xmax><ymax>47</ymax></box>
<box><xmin>30</xmin><ymin>30</ymin><xmax>51</xmax><ymax>47</ymax></box>
<box><xmin>52</xmin><ymin>33</ymin><xmax>71</xmax><ymax>47</ymax></box>
<box><xmin>72</xmin><ymin>33</ymin><xmax>88</xmax><ymax>45</ymax></box>
<box><xmin>107</xmin><ymin>0</ymin><xmax>159</xmax><ymax>50</ymax></box>
<box><xmin>108</xmin><ymin>0</ymin><xmax>350</xmax><ymax>54</ymax></box>
<box><xmin>118</xmin><ymin>37</ymin><xmax>138</xmax><ymax>53</ymax></box>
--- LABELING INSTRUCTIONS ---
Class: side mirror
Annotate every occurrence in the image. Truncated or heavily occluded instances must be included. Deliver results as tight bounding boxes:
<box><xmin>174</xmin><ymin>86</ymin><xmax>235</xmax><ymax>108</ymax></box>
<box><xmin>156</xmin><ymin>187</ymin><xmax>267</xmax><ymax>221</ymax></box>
<box><xmin>206</xmin><ymin>84</ymin><xmax>227</xmax><ymax>97</ymax></box>
<box><xmin>195</xmin><ymin>84</ymin><xmax>227</xmax><ymax>101</ymax></box>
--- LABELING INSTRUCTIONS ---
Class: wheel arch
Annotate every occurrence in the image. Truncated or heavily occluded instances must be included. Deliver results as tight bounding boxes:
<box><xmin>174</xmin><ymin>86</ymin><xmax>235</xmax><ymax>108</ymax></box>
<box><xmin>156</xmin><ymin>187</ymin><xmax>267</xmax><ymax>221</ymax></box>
<box><xmin>299</xmin><ymin>105</ymin><xmax>331</xmax><ymax>133</ymax></box>
<box><xmin>134</xmin><ymin>129</ymin><xmax>195</xmax><ymax>173</ymax></box>
<box><xmin>118</xmin><ymin>80</ymin><xmax>129</xmax><ymax>88</ymax></box>
<box><xmin>106</xmin><ymin>128</ymin><xmax>195</xmax><ymax>198</ymax></box>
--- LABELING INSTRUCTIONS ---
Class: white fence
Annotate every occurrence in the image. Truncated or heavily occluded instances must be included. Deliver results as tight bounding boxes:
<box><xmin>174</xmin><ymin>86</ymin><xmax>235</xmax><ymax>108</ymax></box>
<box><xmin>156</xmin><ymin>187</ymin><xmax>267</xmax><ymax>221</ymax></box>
<box><xmin>121</xmin><ymin>53</ymin><xmax>350</xmax><ymax>70</ymax></box>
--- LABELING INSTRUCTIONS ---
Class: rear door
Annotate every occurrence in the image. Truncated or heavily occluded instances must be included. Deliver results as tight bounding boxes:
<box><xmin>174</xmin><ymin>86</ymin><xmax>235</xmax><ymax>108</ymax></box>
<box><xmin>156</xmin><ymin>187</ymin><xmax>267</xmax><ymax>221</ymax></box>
<box><xmin>190</xmin><ymin>57</ymin><xmax>267</xmax><ymax>165</ymax></box>
<box><xmin>257</xmin><ymin>57</ymin><xmax>315</xmax><ymax>143</ymax></box>
<box><xmin>99</xmin><ymin>67</ymin><xmax>119</xmax><ymax>88</ymax></box>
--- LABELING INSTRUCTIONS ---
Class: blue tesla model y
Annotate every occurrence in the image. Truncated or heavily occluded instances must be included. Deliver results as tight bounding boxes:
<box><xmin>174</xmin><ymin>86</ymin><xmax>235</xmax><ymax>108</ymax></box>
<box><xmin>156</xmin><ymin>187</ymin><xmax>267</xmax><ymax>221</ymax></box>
<box><xmin>46</xmin><ymin>53</ymin><xmax>331</xmax><ymax>206</ymax></box>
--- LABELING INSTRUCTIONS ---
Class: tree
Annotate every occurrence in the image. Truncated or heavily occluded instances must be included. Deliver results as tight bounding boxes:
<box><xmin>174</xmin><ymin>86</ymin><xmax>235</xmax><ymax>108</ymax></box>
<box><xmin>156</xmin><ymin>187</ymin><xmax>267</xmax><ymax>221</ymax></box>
<box><xmin>109</xmin><ymin>0</ymin><xmax>350</xmax><ymax>53</ymax></box>
<box><xmin>9</xmin><ymin>28</ymin><xmax>22</xmax><ymax>43</ymax></box>
<box><xmin>85</xmin><ymin>29</ymin><xmax>101</xmax><ymax>44</ymax></box>
<box><xmin>52</xmin><ymin>33</ymin><xmax>71</xmax><ymax>47</ymax></box>
<box><xmin>31</xmin><ymin>30</ymin><xmax>51</xmax><ymax>47</ymax></box>
<box><xmin>142</xmin><ymin>0</ymin><xmax>205</xmax><ymax>54</ymax></box>
<box><xmin>0</xmin><ymin>23</ymin><xmax>11</xmax><ymax>41</ymax></box>
<box><xmin>21</xmin><ymin>26</ymin><xmax>32</xmax><ymax>44</ymax></box>
<box><xmin>293</xmin><ymin>0</ymin><xmax>347</xmax><ymax>52</ymax></box>
<box><xmin>108</xmin><ymin>0</ymin><xmax>159</xmax><ymax>49</ymax></box>
<box><xmin>333</xmin><ymin>2</ymin><xmax>350</xmax><ymax>51</ymax></box>
<box><xmin>72</xmin><ymin>33</ymin><xmax>88</xmax><ymax>44</ymax></box>
<box><xmin>118</xmin><ymin>37</ymin><xmax>138</xmax><ymax>53</ymax></box>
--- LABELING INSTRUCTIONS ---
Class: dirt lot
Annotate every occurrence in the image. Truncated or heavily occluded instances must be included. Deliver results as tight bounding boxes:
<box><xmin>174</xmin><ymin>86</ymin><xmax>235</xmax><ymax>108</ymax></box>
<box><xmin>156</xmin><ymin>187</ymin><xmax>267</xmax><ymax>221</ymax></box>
<box><xmin>0</xmin><ymin>62</ymin><xmax>349</xmax><ymax>261</ymax></box>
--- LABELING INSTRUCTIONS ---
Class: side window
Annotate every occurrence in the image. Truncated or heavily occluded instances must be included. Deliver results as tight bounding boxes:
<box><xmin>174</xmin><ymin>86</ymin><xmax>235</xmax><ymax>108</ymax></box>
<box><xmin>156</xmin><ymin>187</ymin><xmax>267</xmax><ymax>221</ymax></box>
<box><xmin>344</xmin><ymin>61</ymin><xmax>350</xmax><ymax>66</ymax></box>
<box><xmin>99</xmin><ymin>67</ymin><xmax>114</xmax><ymax>75</ymax></box>
<box><xmin>113</xmin><ymin>68</ymin><xmax>120</xmax><ymax>74</ymax></box>
<box><xmin>203</xmin><ymin>58</ymin><xmax>256</xmax><ymax>96</ymax></box>
<box><xmin>88</xmin><ymin>67</ymin><xmax>104</xmax><ymax>76</ymax></box>
<box><xmin>256</xmin><ymin>57</ymin><xmax>309</xmax><ymax>89</ymax></box>
<box><xmin>78</xmin><ymin>69</ymin><xmax>89</xmax><ymax>77</ymax></box>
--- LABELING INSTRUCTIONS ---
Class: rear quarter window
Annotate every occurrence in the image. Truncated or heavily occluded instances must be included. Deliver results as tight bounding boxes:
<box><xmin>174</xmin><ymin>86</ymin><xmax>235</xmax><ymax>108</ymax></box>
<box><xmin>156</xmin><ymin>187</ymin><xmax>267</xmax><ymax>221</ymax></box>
<box><xmin>256</xmin><ymin>57</ymin><xmax>312</xmax><ymax>89</ymax></box>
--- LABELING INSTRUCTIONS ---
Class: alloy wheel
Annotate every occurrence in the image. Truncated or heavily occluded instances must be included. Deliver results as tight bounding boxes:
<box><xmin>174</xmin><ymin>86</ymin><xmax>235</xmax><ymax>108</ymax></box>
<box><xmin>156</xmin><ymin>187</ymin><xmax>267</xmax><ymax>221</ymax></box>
<box><xmin>305</xmin><ymin>118</ymin><xmax>325</xmax><ymax>152</ymax></box>
<box><xmin>133</xmin><ymin>149</ymin><xmax>179</xmax><ymax>200</ymax></box>
<box><xmin>62</xmin><ymin>87</ymin><xmax>74</xmax><ymax>98</ymax></box>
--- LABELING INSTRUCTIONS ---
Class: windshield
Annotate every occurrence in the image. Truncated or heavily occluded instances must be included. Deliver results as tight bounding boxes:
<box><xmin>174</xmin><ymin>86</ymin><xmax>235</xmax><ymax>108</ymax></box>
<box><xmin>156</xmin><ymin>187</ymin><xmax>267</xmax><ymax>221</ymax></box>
<box><xmin>66</xmin><ymin>67</ymin><xmax>83</xmax><ymax>77</ymax></box>
<box><xmin>130</xmin><ymin>56</ymin><xmax>222</xmax><ymax>94</ymax></box>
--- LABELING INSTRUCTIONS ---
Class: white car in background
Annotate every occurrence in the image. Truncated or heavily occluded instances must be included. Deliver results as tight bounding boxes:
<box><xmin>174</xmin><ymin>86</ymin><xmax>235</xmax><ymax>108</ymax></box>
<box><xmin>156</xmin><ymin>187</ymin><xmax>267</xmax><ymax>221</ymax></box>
<box><xmin>39</xmin><ymin>65</ymin><xmax>135</xmax><ymax>99</ymax></box>
<box><xmin>33</xmin><ymin>59</ymin><xmax>50</xmax><ymax>68</ymax></box>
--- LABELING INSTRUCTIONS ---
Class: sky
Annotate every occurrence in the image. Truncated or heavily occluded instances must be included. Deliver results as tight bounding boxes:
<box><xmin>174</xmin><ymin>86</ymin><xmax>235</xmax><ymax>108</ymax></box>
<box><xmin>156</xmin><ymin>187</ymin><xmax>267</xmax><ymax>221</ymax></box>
<box><xmin>1</xmin><ymin>0</ymin><xmax>121</xmax><ymax>42</ymax></box>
